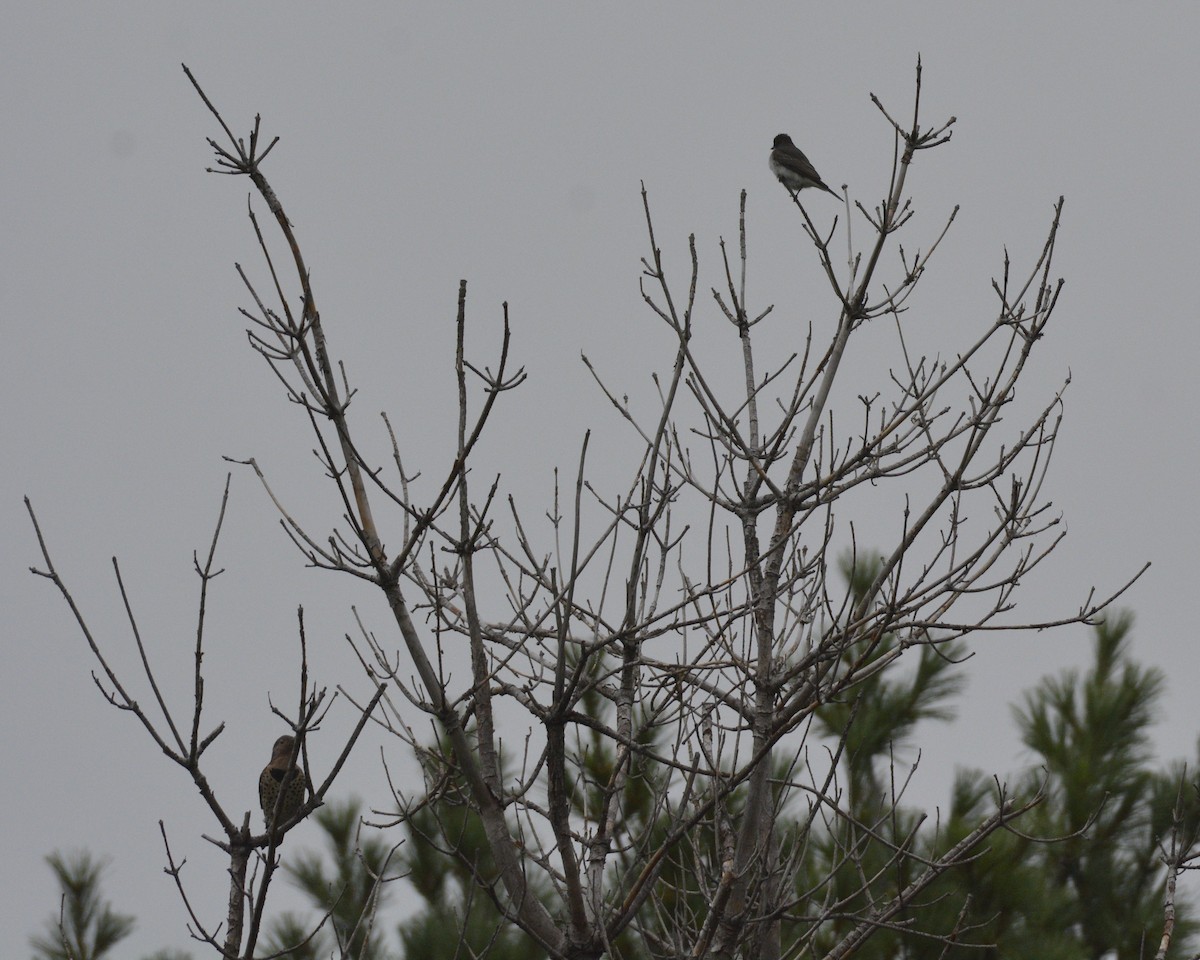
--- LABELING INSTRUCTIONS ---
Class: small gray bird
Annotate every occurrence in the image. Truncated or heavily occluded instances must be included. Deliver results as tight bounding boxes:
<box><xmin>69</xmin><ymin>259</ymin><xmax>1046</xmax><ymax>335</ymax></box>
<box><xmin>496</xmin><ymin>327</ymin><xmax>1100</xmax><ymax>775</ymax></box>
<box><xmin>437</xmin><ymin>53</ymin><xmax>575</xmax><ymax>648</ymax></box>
<box><xmin>769</xmin><ymin>133</ymin><xmax>836</xmax><ymax>196</ymax></box>
<box><xmin>259</xmin><ymin>735</ymin><xmax>311</xmax><ymax>831</ymax></box>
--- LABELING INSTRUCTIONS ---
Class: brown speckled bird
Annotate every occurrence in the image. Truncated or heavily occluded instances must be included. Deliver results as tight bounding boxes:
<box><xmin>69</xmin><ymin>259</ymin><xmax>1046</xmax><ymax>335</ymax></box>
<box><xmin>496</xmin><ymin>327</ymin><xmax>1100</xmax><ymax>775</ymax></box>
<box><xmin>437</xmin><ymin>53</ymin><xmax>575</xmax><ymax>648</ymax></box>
<box><xmin>259</xmin><ymin>735</ymin><xmax>310</xmax><ymax>830</ymax></box>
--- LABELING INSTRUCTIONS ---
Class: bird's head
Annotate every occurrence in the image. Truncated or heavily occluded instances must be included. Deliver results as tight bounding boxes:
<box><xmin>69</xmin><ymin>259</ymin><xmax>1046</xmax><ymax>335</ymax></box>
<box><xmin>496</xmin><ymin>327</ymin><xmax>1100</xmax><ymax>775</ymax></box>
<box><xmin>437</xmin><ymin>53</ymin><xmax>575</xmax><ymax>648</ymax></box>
<box><xmin>773</xmin><ymin>133</ymin><xmax>794</xmax><ymax>149</ymax></box>
<box><xmin>271</xmin><ymin>735</ymin><xmax>296</xmax><ymax>760</ymax></box>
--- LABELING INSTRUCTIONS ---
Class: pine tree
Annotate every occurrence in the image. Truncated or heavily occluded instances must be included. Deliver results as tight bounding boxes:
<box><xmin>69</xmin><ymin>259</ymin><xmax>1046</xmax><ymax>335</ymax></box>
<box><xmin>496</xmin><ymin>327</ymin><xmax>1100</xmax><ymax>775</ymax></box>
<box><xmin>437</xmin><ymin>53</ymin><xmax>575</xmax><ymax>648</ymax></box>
<box><xmin>31</xmin><ymin>851</ymin><xmax>135</xmax><ymax>960</ymax></box>
<box><xmin>777</xmin><ymin>561</ymin><xmax>1200</xmax><ymax>960</ymax></box>
<box><xmin>31</xmin><ymin>851</ymin><xmax>190</xmax><ymax>960</ymax></box>
<box><xmin>264</xmin><ymin>799</ymin><xmax>400</xmax><ymax>960</ymax></box>
<box><xmin>783</xmin><ymin>557</ymin><xmax>969</xmax><ymax>959</ymax></box>
<box><xmin>1012</xmin><ymin>612</ymin><xmax>1200</xmax><ymax>959</ymax></box>
<box><xmin>396</xmin><ymin>732</ymin><xmax>549</xmax><ymax>960</ymax></box>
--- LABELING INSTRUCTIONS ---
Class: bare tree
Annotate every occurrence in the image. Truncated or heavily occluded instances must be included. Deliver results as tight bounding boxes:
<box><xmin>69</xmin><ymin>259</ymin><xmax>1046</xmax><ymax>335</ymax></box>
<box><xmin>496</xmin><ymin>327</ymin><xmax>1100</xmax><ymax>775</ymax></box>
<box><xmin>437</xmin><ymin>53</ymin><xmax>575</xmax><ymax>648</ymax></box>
<box><xmin>27</xmin><ymin>59</ymin><xmax>1142</xmax><ymax>960</ymax></box>
<box><xmin>26</xmin><ymin>477</ymin><xmax>388</xmax><ymax>958</ymax></box>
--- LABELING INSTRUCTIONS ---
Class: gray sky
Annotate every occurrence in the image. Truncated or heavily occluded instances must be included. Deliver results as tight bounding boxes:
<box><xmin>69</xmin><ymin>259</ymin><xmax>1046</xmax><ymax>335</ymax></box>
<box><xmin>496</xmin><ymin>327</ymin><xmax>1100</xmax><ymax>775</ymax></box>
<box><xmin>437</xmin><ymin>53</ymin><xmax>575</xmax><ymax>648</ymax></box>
<box><xmin>4</xmin><ymin>3</ymin><xmax>1199</xmax><ymax>957</ymax></box>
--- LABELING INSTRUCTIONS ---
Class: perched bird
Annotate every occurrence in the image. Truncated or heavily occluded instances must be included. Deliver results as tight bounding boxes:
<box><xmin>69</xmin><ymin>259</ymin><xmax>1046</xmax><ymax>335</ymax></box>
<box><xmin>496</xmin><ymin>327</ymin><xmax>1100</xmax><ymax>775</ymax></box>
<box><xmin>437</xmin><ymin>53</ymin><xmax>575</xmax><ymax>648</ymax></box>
<box><xmin>259</xmin><ymin>735</ymin><xmax>310</xmax><ymax>830</ymax></box>
<box><xmin>769</xmin><ymin>133</ymin><xmax>837</xmax><ymax>197</ymax></box>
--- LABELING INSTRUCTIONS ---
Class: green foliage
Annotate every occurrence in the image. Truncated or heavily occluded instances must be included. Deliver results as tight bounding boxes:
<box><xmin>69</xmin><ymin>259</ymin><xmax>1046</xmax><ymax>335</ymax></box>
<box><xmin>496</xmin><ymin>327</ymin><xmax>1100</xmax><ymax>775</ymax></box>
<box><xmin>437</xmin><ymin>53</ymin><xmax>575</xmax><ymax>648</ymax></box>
<box><xmin>772</xmin><ymin>557</ymin><xmax>1200</xmax><ymax>959</ymax></box>
<box><xmin>795</xmin><ymin>608</ymin><xmax>1200</xmax><ymax>960</ymax></box>
<box><xmin>836</xmin><ymin>765</ymin><xmax>1089</xmax><ymax>960</ymax></box>
<box><xmin>262</xmin><ymin>770</ymin><xmax>546</xmax><ymax>960</ymax></box>
<box><xmin>262</xmin><ymin>912</ymin><xmax>323</xmax><ymax>960</ymax></box>
<box><xmin>36</xmin><ymin>606</ymin><xmax>1199</xmax><ymax>960</ymax></box>
<box><xmin>31</xmin><ymin>851</ymin><xmax>190</xmax><ymax>960</ymax></box>
<box><xmin>395</xmin><ymin>737</ymin><xmax>548</xmax><ymax>960</ymax></box>
<box><xmin>264</xmin><ymin>798</ymin><xmax>402</xmax><ymax>960</ymax></box>
<box><xmin>31</xmin><ymin>851</ymin><xmax>135</xmax><ymax>960</ymax></box>
<box><xmin>1011</xmin><ymin>612</ymin><xmax>1200</xmax><ymax>960</ymax></box>
<box><xmin>794</xmin><ymin>556</ymin><xmax>971</xmax><ymax>959</ymax></box>
<box><xmin>815</xmin><ymin>555</ymin><xmax>968</xmax><ymax>808</ymax></box>
<box><xmin>396</xmin><ymin>793</ymin><xmax>546</xmax><ymax>960</ymax></box>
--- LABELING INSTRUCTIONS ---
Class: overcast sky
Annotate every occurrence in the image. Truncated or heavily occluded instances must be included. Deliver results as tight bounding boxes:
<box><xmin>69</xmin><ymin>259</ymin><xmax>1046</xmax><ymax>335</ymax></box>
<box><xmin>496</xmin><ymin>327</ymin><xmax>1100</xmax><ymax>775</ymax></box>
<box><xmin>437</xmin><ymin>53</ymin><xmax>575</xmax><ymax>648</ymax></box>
<box><xmin>4</xmin><ymin>4</ymin><xmax>1199</xmax><ymax>957</ymax></box>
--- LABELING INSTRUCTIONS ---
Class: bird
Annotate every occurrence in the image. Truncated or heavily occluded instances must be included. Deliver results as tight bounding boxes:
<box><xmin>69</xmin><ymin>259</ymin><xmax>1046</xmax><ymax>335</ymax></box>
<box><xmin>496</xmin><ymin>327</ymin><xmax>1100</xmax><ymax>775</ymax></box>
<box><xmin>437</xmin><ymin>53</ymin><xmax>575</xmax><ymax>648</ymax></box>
<box><xmin>769</xmin><ymin>133</ymin><xmax>837</xmax><ymax>197</ymax></box>
<box><xmin>259</xmin><ymin>735</ymin><xmax>310</xmax><ymax>831</ymax></box>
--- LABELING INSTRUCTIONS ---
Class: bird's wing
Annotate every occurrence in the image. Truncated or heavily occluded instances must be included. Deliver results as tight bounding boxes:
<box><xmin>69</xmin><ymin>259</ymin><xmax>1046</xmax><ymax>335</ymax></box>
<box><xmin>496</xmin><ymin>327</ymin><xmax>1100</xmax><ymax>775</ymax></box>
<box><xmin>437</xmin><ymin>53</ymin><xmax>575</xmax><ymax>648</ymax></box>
<box><xmin>258</xmin><ymin>766</ymin><xmax>273</xmax><ymax>810</ymax></box>
<box><xmin>775</xmin><ymin>143</ymin><xmax>822</xmax><ymax>180</ymax></box>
